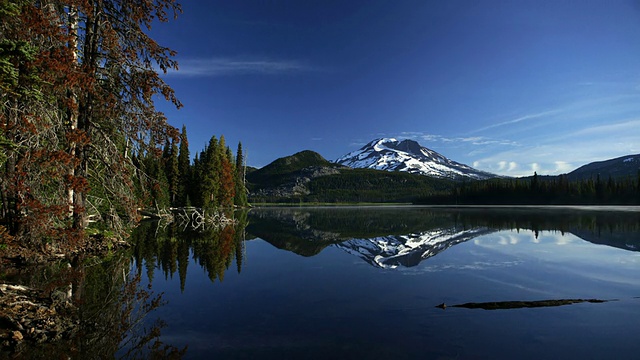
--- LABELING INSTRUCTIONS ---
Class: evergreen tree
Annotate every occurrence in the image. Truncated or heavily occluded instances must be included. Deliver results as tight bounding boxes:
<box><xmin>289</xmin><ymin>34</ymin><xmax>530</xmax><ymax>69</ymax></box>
<box><xmin>234</xmin><ymin>142</ymin><xmax>248</xmax><ymax>207</ymax></box>
<box><xmin>144</xmin><ymin>151</ymin><xmax>170</xmax><ymax>208</ymax></box>
<box><xmin>1</xmin><ymin>0</ymin><xmax>182</xmax><ymax>241</ymax></box>
<box><xmin>200</xmin><ymin>136</ymin><xmax>220</xmax><ymax>211</ymax></box>
<box><xmin>177</xmin><ymin>125</ymin><xmax>190</xmax><ymax>206</ymax></box>
<box><xmin>190</xmin><ymin>153</ymin><xmax>202</xmax><ymax>208</ymax></box>
<box><xmin>166</xmin><ymin>140</ymin><xmax>179</xmax><ymax>206</ymax></box>
<box><xmin>217</xmin><ymin>135</ymin><xmax>235</xmax><ymax>208</ymax></box>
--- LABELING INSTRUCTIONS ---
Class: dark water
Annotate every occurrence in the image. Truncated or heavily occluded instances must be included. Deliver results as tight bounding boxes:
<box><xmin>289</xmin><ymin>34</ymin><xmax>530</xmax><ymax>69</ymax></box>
<box><xmin>129</xmin><ymin>206</ymin><xmax>640</xmax><ymax>359</ymax></box>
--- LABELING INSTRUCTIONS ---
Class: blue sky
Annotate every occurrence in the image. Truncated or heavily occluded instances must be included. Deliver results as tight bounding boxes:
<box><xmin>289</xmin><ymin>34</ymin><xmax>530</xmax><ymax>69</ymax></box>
<box><xmin>151</xmin><ymin>0</ymin><xmax>640</xmax><ymax>177</ymax></box>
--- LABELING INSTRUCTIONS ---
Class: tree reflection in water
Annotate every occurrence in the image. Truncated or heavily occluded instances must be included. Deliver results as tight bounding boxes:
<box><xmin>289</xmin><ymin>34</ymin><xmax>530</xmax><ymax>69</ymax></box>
<box><xmin>77</xmin><ymin>254</ymin><xmax>186</xmax><ymax>359</ymax></box>
<box><xmin>130</xmin><ymin>210</ymin><xmax>248</xmax><ymax>290</ymax></box>
<box><xmin>3</xmin><ymin>250</ymin><xmax>186</xmax><ymax>359</ymax></box>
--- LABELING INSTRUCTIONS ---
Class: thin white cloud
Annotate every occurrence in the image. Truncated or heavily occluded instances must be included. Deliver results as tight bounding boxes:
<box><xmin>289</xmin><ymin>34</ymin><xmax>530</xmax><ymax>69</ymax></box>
<box><xmin>470</xmin><ymin>108</ymin><xmax>565</xmax><ymax>134</ymax></box>
<box><xmin>398</xmin><ymin>132</ymin><xmax>517</xmax><ymax>147</ymax></box>
<box><xmin>164</xmin><ymin>57</ymin><xmax>318</xmax><ymax>77</ymax></box>
<box><xmin>464</xmin><ymin>108</ymin><xmax>640</xmax><ymax>177</ymax></box>
<box><xmin>352</xmin><ymin>110</ymin><xmax>640</xmax><ymax>178</ymax></box>
<box><xmin>571</xmin><ymin>118</ymin><xmax>640</xmax><ymax>137</ymax></box>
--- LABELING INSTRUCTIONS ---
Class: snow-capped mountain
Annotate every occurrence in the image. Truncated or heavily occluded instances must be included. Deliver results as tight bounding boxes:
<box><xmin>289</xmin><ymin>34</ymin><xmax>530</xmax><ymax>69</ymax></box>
<box><xmin>336</xmin><ymin>227</ymin><xmax>495</xmax><ymax>269</ymax></box>
<box><xmin>335</xmin><ymin>138</ymin><xmax>497</xmax><ymax>180</ymax></box>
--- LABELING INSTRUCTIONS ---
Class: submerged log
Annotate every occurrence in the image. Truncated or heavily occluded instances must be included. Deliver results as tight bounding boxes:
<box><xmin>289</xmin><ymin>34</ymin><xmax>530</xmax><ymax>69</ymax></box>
<box><xmin>443</xmin><ymin>298</ymin><xmax>611</xmax><ymax>310</ymax></box>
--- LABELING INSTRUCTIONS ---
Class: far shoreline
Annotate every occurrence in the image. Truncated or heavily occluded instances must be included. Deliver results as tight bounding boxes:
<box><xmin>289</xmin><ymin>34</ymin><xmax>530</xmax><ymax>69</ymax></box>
<box><xmin>248</xmin><ymin>203</ymin><xmax>640</xmax><ymax>212</ymax></box>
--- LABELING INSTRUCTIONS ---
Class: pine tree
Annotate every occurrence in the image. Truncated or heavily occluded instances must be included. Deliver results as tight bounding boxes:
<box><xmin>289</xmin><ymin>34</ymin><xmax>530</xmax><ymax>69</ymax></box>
<box><xmin>201</xmin><ymin>136</ymin><xmax>220</xmax><ymax>211</ymax></box>
<box><xmin>217</xmin><ymin>135</ymin><xmax>235</xmax><ymax>208</ymax></box>
<box><xmin>234</xmin><ymin>142</ymin><xmax>248</xmax><ymax>207</ymax></box>
<box><xmin>177</xmin><ymin>125</ymin><xmax>190</xmax><ymax>206</ymax></box>
<box><xmin>144</xmin><ymin>151</ymin><xmax>170</xmax><ymax>208</ymax></box>
<box><xmin>190</xmin><ymin>153</ymin><xmax>202</xmax><ymax>208</ymax></box>
<box><xmin>167</xmin><ymin>140</ymin><xmax>180</xmax><ymax>206</ymax></box>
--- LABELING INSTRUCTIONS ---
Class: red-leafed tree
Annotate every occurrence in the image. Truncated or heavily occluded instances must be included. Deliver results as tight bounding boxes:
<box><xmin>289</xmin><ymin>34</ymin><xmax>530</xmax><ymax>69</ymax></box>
<box><xmin>0</xmin><ymin>1</ymin><xmax>182</xmax><ymax>246</ymax></box>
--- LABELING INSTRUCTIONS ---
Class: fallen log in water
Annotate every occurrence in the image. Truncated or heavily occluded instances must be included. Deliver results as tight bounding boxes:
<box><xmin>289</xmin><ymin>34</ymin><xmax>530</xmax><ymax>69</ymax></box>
<box><xmin>436</xmin><ymin>298</ymin><xmax>612</xmax><ymax>310</ymax></box>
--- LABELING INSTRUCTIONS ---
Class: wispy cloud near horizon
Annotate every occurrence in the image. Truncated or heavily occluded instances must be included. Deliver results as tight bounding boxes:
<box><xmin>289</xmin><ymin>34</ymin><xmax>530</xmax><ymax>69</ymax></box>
<box><xmin>164</xmin><ymin>57</ymin><xmax>319</xmax><ymax>77</ymax></box>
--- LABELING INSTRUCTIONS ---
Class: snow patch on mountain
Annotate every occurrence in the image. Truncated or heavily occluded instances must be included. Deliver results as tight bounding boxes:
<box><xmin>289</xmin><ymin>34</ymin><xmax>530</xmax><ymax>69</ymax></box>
<box><xmin>335</xmin><ymin>138</ymin><xmax>496</xmax><ymax>180</ymax></box>
<box><xmin>335</xmin><ymin>227</ymin><xmax>495</xmax><ymax>269</ymax></box>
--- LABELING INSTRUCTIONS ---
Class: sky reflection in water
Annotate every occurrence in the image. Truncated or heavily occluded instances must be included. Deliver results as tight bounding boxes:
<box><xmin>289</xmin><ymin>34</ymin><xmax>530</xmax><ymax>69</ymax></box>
<box><xmin>134</xmin><ymin>207</ymin><xmax>640</xmax><ymax>359</ymax></box>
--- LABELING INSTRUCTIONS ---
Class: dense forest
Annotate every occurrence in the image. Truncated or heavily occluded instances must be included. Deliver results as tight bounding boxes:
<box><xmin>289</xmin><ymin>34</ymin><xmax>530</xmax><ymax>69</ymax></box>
<box><xmin>137</xmin><ymin>127</ymin><xmax>249</xmax><ymax>211</ymax></box>
<box><xmin>415</xmin><ymin>172</ymin><xmax>640</xmax><ymax>205</ymax></box>
<box><xmin>0</xmin><ymin>1</ymin><xmax>247</xmax><ymax>251</ymax></box>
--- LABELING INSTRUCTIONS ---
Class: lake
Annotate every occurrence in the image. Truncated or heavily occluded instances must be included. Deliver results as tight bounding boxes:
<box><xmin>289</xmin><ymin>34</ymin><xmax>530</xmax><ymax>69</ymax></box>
<box><xmin>128</xmin><ymin>206</ymin><xmax>640</xmax><ymax>359</ymax></box>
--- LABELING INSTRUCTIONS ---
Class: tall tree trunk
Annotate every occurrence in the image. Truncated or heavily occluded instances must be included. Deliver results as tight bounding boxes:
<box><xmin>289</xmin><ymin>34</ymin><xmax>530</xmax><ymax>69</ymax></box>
<box><xmin>67</xmin><ymin>6</ymin><xmax>79</xmax><ymax>221</ymax></box>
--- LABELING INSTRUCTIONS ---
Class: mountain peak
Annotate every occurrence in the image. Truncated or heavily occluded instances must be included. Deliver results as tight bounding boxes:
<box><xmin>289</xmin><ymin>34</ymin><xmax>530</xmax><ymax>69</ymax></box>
<box><xmin>367</xmin><ymin>138</ymin><xmax>398</xmax><ymax>150</ymax></box>
<box><xmin>336</xmin><ymin>138</ymin><xmax>497</xmax><ymax>180</ymax></box>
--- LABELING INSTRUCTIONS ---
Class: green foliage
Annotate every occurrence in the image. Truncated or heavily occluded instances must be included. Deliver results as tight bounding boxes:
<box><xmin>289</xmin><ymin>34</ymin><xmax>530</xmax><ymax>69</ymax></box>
<box><xmin>233</xmin><ymin>142</ymin><xmax>249</xmax><ymax>207</ymax></box>
<box><xmin>0</xmin><ymin>39</ymin><xmax>35</xmax><ymax>93</ymax></box>
<box><xmin>247</xmin><ymin>150</ymin><xmax>335</xmax><ymax>186</ymax></box>
<box><xmin>0</xmin><ymin>0</ymin><xmax>184</xmax><ymax>243</ymax></box>
<box><xmin>415</xmin><ymin>174</ymin><xmax>640</xmax><ymax>205</ymax></box>
<box><xmin>248</xmin><ymin>165</ymin><xmax>454</xmax><ymax>204</ymax></box>
<box><xmin>0</xmin><ymin>132</ymin><xmax>15</xmax><ymax>167</ymax></box>
<box><xmin>0</xmin><ymin>0</ymin><xmax>38</xmax><ymax>94</ymax></box>
<box><xmin>177</xmin><ymin>125</ymin><xmax>190</xmax><ymax>206</ymax></box>
<box><xmin>200</xmin><ymin>136</ymin><xmax>221</xmax><ymax>210</ymax></box>
<box><xmin>165</xmin><ymin>140</ymin><xmax>180</xmax><ymax>205</ymax></box>
<box><xmin>307</xmin><ymin>169</ymin><xmax>452</xmax><ymax>203</ymax></box>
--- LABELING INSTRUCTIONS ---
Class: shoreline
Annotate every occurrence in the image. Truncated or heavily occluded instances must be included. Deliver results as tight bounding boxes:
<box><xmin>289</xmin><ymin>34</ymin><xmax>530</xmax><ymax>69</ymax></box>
<box><xmin>250</xmin><ymin>203</ymin><xmax>640</xmax><ymax>212</ymax></box>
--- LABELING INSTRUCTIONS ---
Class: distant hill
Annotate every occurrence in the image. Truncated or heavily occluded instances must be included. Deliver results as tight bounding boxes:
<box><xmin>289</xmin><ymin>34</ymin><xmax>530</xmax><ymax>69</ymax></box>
<box><xmin>336</xmin><ymin>138</ymin><xmax>498</xmax><ymax>180</ymax></box>
<box><xmin>246</xmin><ymin>150</ymin><xmax>453</xmax><ymax>203</ymax></box>
<box><xmin>566</xmin><ymin>154</ymin><xmax>640</xmax><ymax>180</ymax></box>
<box><xmin>246</xmin><ymin>150</ymin><xmax>337</xmax><ymax>187</ymax></box>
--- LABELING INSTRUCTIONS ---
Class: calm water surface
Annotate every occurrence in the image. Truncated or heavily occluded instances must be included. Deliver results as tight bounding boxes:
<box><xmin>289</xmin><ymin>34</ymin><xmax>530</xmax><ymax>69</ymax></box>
<box><xmin>130</xmin><ymin>206</ymin><xmax>640</xmax><ymax>359</ymax></box>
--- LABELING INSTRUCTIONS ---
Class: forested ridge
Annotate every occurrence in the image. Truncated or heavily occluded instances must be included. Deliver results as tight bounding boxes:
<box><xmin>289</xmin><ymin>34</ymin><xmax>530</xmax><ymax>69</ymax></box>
<box><xmin>246</xmin><ymin>150</ymin><xmax>453</xmax><ymax>204</ymax></box>
<box><xmin>415</xmin><ymin>172</ymin><xmax>640</xmax><ymax>205</ymax></box>
<box><xmin>0</xmin><ymin>1</ymin><xmax>247</xmax><ymax>253</ymax></box>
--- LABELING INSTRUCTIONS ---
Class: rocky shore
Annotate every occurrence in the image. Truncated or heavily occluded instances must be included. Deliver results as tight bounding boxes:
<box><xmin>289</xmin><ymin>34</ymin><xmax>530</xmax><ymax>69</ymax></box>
<box><xmin>0</xmin><ymin>234</ymin><xmax>130</xmax><ymax>357</ymax></box>
<box><xmin>0</xmin><ymin>283</ymin><xmax>77</xmax><ymax>354</ymax></box>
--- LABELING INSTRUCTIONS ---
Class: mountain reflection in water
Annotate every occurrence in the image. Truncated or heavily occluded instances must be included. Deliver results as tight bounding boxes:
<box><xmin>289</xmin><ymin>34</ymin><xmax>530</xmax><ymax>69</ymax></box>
<box><xmin>129</xmin><ymin>206</ymin><xmax>640</xmax><ymax>289</ymax></box>
<box><xmin>245</xmin><ymin>206</ymin><xmax>640</xmax><ymax>269</ymax></box>
<box><xmin>128</xmin><ymin>206</ymin><xmax>640</xmax><ymax>359</ymax></box>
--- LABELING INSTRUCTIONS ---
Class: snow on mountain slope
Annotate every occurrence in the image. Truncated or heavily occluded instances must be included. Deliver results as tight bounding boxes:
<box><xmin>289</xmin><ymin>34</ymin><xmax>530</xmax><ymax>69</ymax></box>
<box><xmin>335</xmin><ymin>138</ymin><xmax>497</xmax><ymax>180</ymax></box>
<box><xmin>335</xmin><ymin>227</ymin><xmax>495</xmax><ymax>269</ymax></box>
